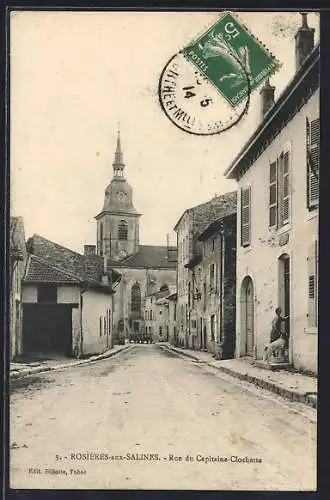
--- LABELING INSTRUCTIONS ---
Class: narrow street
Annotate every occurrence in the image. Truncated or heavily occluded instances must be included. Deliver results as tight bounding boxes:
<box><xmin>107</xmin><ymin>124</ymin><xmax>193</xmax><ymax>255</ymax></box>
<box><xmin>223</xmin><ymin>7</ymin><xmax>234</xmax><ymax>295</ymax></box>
<box><xmin>10</xmin><ymin>345</ymin><xmax>316</xmax><ymax>491</ymax></box>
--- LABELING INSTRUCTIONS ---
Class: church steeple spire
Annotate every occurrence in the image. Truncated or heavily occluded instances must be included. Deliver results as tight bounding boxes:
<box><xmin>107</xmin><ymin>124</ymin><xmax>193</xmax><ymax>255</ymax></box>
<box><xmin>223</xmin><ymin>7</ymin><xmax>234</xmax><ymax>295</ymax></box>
<box><xmin>112</xmin><ymin>126</ymin><xmax>125</xmax><ymax>179</ymax></box>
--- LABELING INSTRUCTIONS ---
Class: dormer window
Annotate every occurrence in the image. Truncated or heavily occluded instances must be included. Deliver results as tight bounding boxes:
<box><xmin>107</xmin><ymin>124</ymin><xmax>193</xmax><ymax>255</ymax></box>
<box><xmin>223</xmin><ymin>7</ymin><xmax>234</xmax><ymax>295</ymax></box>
<box><xmin>118</xmin><ymin>220</ymin><xmax>128</xmax><ymax>240</ymax></box>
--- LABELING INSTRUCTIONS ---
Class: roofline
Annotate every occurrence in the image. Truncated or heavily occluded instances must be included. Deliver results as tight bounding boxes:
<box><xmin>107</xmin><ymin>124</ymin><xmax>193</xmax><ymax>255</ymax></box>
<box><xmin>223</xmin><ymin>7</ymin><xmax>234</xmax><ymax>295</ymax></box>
<box><xmin>95</xmin><ymin>210</ymin><xmax>142</xmax><ymax>220</ymax></box>
<box><xmin>28</xmin><ymin>234</ymin><xmax>85</xmax><ymax>259</ymax></box>
<box><xmin>23</xmin><ymin>253</ymin><xmax>83</xmax><ymax>283</ymax></box>
<box><xmin>174</xmin><ymin>208</ymin><xmax>191</xmax><ymax>232</ymax></box>
<box><xmin>224</xmin><ymin>44</ymin><xmax>320</xmax><ymax>179</ymax></box>
<box><xmin>81</xmin><ymin>280</ymin><xmax>115</xmax><ymax>294</ymax></box>
<box><xmin>111</xmin><ymin>264</ymin><xmax>177</xmax><ymax>270</ymax></box>
<box><xmin>173</xmin><ymin>191</ymin><xmax>238</xmax><ymax>231</ymax></box>
<box><xmin>197</xmin><ymin>212</ymin><xmax>236</xmax><ymax>241</ymax></box>
<box><xmin>24</xmin><ymin>253</ymin><xmax>118</xmax><ymax>293</ymax></box>
<box><xmin>185</xmin><ymin>255</ymin><xmax>202</xmax><ymax>269</ymax></box>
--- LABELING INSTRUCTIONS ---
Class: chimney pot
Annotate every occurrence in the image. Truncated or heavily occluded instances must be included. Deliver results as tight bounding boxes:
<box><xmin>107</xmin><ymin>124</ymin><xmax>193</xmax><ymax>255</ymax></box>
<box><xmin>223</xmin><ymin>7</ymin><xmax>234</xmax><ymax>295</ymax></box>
<box><xmin>260</xmin><ymin>78</ymin><xmax>275</xmax><ymax>120</ymax></box>
<box><xmin>295</xmin><ymin>13</ymin><xmax>315</xmax><ymax>72</ymax></box>
<box><xmin>84</xmin><ymin>244</ymin><xmax>96</xmax><ymax>256</ymax></box>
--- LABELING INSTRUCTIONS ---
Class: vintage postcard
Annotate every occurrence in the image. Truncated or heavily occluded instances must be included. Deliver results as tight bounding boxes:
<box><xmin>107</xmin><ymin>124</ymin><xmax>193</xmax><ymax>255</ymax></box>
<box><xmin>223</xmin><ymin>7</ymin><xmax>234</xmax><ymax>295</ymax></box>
<box><xmin>9</xmin><ymin>10</ymin><xmax>319</xmax><ymax>491</ymax></box>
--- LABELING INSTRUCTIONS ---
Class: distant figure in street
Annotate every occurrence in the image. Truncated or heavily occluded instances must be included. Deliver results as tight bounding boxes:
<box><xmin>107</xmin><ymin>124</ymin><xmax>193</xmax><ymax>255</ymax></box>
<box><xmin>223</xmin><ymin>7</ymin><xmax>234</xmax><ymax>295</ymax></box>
<box><xmin>263</xmin><ymin>307</ymin><xmax>289</xmax><ymax>362</ymax></box>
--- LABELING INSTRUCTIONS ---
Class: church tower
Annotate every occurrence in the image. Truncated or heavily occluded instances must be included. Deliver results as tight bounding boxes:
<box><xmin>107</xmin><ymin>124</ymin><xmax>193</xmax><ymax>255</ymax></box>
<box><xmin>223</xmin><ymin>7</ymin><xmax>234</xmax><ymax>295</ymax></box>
<box><xmin>95</xmin><ymin>130</ymin><xmax>141</xmax><ymax>261</ymax></box>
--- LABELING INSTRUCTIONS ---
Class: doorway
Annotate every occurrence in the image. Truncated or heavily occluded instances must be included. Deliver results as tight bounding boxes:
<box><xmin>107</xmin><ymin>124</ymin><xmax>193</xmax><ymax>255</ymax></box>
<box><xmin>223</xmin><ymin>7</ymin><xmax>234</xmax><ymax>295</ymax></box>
<box><xmin>23</xmin><ymin>304</ymin><xmax>72</xmax><ymax>357</ymax></box>
<box><xmin>241</xmin><ymin>276</ymin><xmax>254</xmax><ymax>356</ymax></box>
<box><xmin>278</xmin><ymin>254</ymin><xmax>290</xmax><ymax>349</ymax></box>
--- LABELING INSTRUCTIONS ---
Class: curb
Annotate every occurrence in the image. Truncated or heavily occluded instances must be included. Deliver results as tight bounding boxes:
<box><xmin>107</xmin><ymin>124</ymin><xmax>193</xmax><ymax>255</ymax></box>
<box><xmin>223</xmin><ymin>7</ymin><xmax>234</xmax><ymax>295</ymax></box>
<box><xmin>10</xmin><ymin>344</ymin><xmax>133</xmax><ymax>380</ymax></box>
<box><xmin>159</xmin><ymin>344</ymin><xmax>317</xmax><ymax>410</ymax></box>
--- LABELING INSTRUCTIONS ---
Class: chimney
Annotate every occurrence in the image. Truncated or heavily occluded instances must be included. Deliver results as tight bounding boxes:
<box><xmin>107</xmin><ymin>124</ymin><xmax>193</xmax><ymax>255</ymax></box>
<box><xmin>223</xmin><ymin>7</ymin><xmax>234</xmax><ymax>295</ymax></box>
<box><xmin>260</xmin><ymin>78</ymin><xmax>275</xmax><ymax>120</ymax></box>
<box><xmin>84</xmin><ymin>244</ymin><xmax>96</xmax><ymax>256</ymax></box>
<box><xmin>295</xmin><ymin>13</ymin><xmax>315</xmax><ymax>72</ymax></box>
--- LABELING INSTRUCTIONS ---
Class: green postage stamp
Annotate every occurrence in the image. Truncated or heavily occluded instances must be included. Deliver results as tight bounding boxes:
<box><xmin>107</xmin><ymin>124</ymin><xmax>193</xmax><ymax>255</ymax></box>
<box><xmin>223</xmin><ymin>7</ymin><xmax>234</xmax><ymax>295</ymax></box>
<box><xmin>183</xmin><ymin>11</ymin><xmax>280</xmax><ymax>107</ymax></box>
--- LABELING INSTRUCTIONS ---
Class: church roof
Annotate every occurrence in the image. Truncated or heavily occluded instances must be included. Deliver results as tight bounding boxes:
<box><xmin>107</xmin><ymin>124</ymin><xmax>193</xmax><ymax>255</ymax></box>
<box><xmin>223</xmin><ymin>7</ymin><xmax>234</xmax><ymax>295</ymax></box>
<box><xmin>114</xmin><ymin>245</ymin><xmax>177</xmax><ymax>269</ymax></box>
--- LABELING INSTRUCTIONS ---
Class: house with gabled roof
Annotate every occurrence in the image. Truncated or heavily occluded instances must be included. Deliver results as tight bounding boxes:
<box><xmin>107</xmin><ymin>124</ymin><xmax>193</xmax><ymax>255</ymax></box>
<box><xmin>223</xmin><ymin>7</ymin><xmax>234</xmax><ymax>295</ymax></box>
<box><xmin>21</xmin><ymin>234</ymin><xmax>121</xmax><ymax>359</ymax></box>
<box><xmin>224</xmin><ymin>14</ymin><xmax>319</xmax><ymax>373</ymax></box>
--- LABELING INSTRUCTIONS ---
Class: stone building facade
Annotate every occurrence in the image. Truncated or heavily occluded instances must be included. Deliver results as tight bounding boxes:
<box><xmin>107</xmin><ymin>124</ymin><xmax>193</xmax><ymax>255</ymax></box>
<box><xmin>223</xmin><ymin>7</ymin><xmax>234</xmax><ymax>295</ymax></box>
<box><xmin>92</xmin><ymin>132</ymin><xmax>177</xmax><ymax>342</ymax></box>
<box><xmin>174</xmin><ymin>192</ymin><xmax>237</xmax><ymax>348</ymax></box>
<box><xmin>144</xmin><ymin>285</ymin><xmax>176</xmax><ymax>342</ymax></box>
<box><xmin>10</xmin><ymin>217</ymin><xmax>27</xmax><ymax>360</ymax></box>
<box><xmin>224</xmin><ymin>15</ymin><xmax>319</xmax><ymax>374</ymax></box>
<box><xmin>186</xmin><ymin>213</ymin><xmax>237</xmax><ymax>357</ymax></box>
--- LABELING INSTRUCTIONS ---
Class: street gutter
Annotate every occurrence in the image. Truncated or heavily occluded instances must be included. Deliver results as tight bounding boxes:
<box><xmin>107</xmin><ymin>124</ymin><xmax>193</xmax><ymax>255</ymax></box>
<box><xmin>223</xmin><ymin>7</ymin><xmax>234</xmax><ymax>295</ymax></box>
<box><xmin>10</xmin><ymin>344</ymin><xmax>133</xmax><ymax>380</ymax></box>
<box><xmin>159</xmin><ymin>344</ymin><xmax>317</xmax><ymax>410</ymax></box>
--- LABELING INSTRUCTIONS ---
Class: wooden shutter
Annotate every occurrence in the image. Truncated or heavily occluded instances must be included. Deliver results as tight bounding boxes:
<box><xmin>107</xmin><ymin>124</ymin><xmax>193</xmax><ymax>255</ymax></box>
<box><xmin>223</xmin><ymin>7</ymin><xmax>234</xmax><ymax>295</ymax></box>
<box><xmin>307</xmin><ymin>117</ymin><xmax>320</xmax><ymax>208</ymax></box>
<box><xmin>241</xmin><ymin>186</ymin><xmax>251</xmax><ymax>247</ymax></box>
<box><xmin>269</xmin><ymin>160</ymin><xmax>277</xmax><ymax>227</ymax></box>
<box><xmin>307</xmin><ymin>240</ymin><xmax>318</xmax><ymax>327</ymax></box>
<box><xmin>277</xmin><ymin>151</ymin><xmax>290</xmax><ymax>227</ymax></box>
<box><xmin>282</xmin><ymin>151</ymin><xmax>290</xmax><ymax>225</ymax></box>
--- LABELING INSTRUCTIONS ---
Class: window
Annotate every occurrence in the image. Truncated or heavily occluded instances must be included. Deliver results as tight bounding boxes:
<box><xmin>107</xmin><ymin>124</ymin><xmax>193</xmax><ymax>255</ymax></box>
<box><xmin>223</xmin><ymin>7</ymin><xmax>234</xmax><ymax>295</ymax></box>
<box><xmin>279</xmin><ymin>151</ymin><xmax>290</xmax><ymax>227</ymax></box>
<box><xmin>37</xmin><ymin>284</ymin><xmax>57</xmax><ymax>303</ymax></box>
<box><xmin>103</xmin><ymin>317</ymin><xmax>106</xmax><ymax>336</ymax></box>
<box><xmin>150</xmin><ymin>310</ymin><xmax>153</xmax><ymax>320</ymax></box>
<box><xmin>210</xmin><ymin>314</ymin><xmax>215</xmax><ymax>341</ymax></box>
<box><xmin>241</xmin><ymin>186</ymin><xmax>251</xmax><ymax>246</ymax></box>
<box><xmin>191</xmin><ymin>320</ymin><xmax>197</xmax><ymax>329</ymax></box>
<box><xmin>133</xmin><ymin>321</ymin><xmax>139</xmax><ymax>332</ymax></box>
<box><xmin>99</xmin><ymin>317</ymin><xmax>102</xmax><ymax>337</ymax></box>
<box><xmin>307</xmin><ymin>239</ymin><xmax>318</xmax><ymax>328</ymax></box>
<box><xmin>118</xmin><ymin>220</ymin><xmax>128</xmax><ymax>240</ymax></box>
<box><xmin>159</xmin><ymin>309</ymin><xmax>162</xmax><ymax>315</ymax></box>
<box><xmin>203</xmin><ymin>282</ymin><xmax>207</xmax><ymax>310</ymax></box>
<box><xmin>269</xmin><ymin>161</ymin><xmax>277</xmax><ymax>227</ymax></box>
<box><xmin>210</xmin><ymin>264</ymin><xmax>215</xmax><ymax>290</ymax></box>
<box><xmin>174</xmin><ymin>303</ymin><xmax>177</xmax><ymax>321</ymax></box>
<box><xmin>145</xmin><ymin>309</ymin><xmax>148</xmax><ymax>320</ymax></box>
<box><xmin>131</xmin><ymin>283</ymin><xmax>141</xmax><ymax>312</ymax></box>
<box><xmin>306</xmin><ymin>117</ymin><xmax>319</xmax><ymax>209</ymax></box>
<box><xmin>159</xmin><ymin>327</ymin><xmax>163</xmax><ymax>336</ymax></box>
<box><xmin>269</xmin><ymin>146</ymin><xmax>291</xmax><ymax>229</ymax></box>
<box><xmin>188</xmin><ymin>282</ymin><xmax>191</xmax><ymax>308</ymax></box>
<box><xmin>108</xmin><ymin>309</ymin><xmax>111</xmax><ymax>335</ymax></box>
<box><xmin>212</xmin><ymin>238</ymin><xmax>216</xmax><ymax>251</ymax></box>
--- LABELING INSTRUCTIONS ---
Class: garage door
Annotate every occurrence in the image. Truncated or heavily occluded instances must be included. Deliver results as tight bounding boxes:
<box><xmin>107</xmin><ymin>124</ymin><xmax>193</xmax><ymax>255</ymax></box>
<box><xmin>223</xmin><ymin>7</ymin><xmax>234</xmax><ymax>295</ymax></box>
<box><xmin>23</xmin><ymin>304</ymin><xmax>72</xmax><ymax>357</ymax></box>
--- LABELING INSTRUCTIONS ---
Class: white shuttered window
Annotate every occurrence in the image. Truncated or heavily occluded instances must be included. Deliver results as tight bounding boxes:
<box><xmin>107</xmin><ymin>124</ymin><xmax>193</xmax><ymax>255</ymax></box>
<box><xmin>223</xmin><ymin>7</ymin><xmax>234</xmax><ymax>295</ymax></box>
<box><xmin>268</xmin><ymin>144</ymin><xmax>291</xmax><ymax>229</ymax></box>
<box><xmin>307</xmin><ymin>239</ymin><xmax>318</xmax><ymax>328</ymax></box>
<box><xmin>306</xmin><ymin>117</ymin><xmax>320</xmax><ymax>209</ymax></box>
<box><xmin>269</xmin><ymin>160</ymin><xmax>277</xmax><ymax>227</ymax></box>
<box><xmin>241</xmin><ymin>186</ymin><xmax>251</xmax><ymax>247</ymax></box>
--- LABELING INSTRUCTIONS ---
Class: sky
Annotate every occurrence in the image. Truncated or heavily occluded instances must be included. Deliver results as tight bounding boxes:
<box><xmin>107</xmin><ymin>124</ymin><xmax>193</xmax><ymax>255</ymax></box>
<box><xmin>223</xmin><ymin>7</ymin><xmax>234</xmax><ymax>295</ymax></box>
<box><xmin>10</xmin><ymin>10</ymin><xmax>320</xmax><ymax>253</ymax></box>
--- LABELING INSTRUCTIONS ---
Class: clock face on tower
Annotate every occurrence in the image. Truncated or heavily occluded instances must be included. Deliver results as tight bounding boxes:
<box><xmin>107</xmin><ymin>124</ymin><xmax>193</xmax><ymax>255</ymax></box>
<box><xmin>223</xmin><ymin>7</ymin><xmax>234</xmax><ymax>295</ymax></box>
<box><xmin>117</xmin><ymin>191</ymin><xmax>127</xmax><ymax>201</ymax></box>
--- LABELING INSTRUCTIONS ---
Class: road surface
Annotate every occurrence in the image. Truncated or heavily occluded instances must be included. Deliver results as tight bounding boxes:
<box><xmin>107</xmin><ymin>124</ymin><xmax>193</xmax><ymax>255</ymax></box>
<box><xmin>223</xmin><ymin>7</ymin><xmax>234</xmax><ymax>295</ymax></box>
<box><xmin>10</xmin><ymin>344</ymin><xmax>316</xmax><ymax>490</ymax></box>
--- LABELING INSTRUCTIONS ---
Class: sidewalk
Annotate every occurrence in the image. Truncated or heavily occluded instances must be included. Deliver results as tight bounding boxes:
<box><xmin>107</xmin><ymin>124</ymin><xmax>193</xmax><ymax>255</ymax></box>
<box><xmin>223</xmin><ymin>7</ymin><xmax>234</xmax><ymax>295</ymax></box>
<box><xmin>160</xmin><ymin>343</ymin><xmax>317</xmax><ymax>409</ymax></box>
<box><xmin>9</xmin><ymin>344</ymin><xmax>132</xmax><ymax>380</ymax></box>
